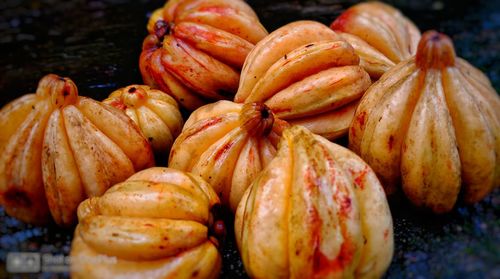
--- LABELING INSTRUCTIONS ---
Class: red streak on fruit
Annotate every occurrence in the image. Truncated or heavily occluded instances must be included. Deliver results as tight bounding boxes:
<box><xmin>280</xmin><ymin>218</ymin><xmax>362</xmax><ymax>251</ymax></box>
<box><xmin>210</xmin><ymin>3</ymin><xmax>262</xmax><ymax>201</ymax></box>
<box><xmin>348</xmin><ymin>166</ymin><xmax>369</xmax><ymax>190</ymax></box>
<box><xmin>182</xmin><ymin>24</ymin><xmax>220</xmax><ymax>44</ymax></box>
<box><xmin>340</xmin><ymin>197</ymin><xmax>352</xmax><ymax>215</ymax></box>
<box><xmin>330</xmin><ymin>9</ymin><xmax>354</xmax><ymax>32</ymax></box>
<box><xmin>185</xmin><ymin>117</ymin><xmax>223</xmax><ymax>140</ymax></box>
<box><xmin>384</xmin><ymin>228</ymin><xmax>390</xmax><ymax>240</ymax></box>
<box><xmin>388</xmin><ymin>135</ymin><xmax>395</xmax><ymax>150</ymax></box>
<box><xmin>109</xmin><ymin>100</ymin><xmax>127</xmax><ymax>110</ymax></box>
<box><xmin>356</xmin><ymin>111</ymin><xmax>366</xmax><ymax>127</ymax></box>
<box><xmin>199</xmin><ymin>6</ymin><xmax>230</xmax><ymax>16</ymax></box>
<box><xmin>314</xmin><ymin>239</ymin><xmax>355</xmax><ymax>277</ymax></box>
<box><xmin>214</xmin><ymin>141</ymin><xmax>234</xmax><ymax>161</ymax></box>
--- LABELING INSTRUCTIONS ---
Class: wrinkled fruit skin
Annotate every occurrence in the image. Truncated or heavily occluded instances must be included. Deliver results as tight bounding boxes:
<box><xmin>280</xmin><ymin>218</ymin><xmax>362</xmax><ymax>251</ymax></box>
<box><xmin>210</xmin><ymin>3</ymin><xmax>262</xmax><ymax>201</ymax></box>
<box><xmin>70</xmin><ymin>167</ymin><xmax>223</xmax><ymax>279</ymax></box>
<box><xmin>140</xmin><ymin>0</ymin><xmax>268</xmax><ymax>111</ymax></box>
<box><xmin>331</xmin><ymin>1</ymin><xmax>421</xmax><ymax>79</ymax></box>
<box><xmin>104</xmin><ymin>85</ymin><xmax>184</xmax><ymax>156</ymax></box>
<box><xmin>235</xmin><ymin>125</ymin><xmax>393</xmax><ymax>279</ymax></box>
<box><xmin>349</xmin><ymin>30</ymin><xmax>500</xmax><ymax>213</ymax></box>
<box><xmin>169</xmin><ymin>100</ymin><xmax>287</xmax><ymax>212</ymax></box>
<box><xmin>235</xmin><ymin>20</ymin><xmax>371</xmax><ymax>140</ymax></box>
<box><xmin>0</xmin><ymin>74</ymin><xmax>154</xmax><ymax>227</ymax></box>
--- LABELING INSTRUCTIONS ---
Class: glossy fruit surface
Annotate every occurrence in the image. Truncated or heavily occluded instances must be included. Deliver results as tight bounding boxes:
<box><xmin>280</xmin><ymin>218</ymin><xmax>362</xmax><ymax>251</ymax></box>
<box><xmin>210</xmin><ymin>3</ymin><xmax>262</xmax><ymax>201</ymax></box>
<box><xmin>70</xmin><ymin>167</ymin><xmax>223</xmax><ymax>279</ymax></box>
<box><xmin>104</xmin><ymin>85</ymin><xmax>183</xmax><ymax>156</ymax></box>
<box><xmin>350</xmin><ymin>30</ymin><xmax>500</xmax><ymax>213</ymax></box>
<box><xmin>169</xmin><ymin>100</ymin><xmax>287</xmax><ymax>211</ymax></box>
<box><xmin>0</xmin><ymin>74</ymin><xmax>154</xmax><ymax>226</ymax></box>
<box><xmin>235</xmin><ymin>20</ymin><xmax>371</xmax><ymax>140</ymax></box>
<box><xmin>140</xmin><ymin>0</ymin><xmax>268</xmax><ymax>110</ymax></box>
<box><xmin>235</xmin><ymin>125</ymin><xmax>393</xmax><ymax>279</ymax></box>
<box><xmin>331</xmin><ymin>1</ymin><xmax>421</xmax><ymax>79</ymax></box>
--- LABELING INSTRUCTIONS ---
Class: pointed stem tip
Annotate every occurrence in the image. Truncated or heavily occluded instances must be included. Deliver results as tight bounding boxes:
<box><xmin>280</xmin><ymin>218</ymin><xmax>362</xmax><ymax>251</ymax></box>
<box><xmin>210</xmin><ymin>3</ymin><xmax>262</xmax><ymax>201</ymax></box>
<box><xmin>416</xmin><ymin>30</ymin><xmax>456</xmax><ymax>69</ymax></box>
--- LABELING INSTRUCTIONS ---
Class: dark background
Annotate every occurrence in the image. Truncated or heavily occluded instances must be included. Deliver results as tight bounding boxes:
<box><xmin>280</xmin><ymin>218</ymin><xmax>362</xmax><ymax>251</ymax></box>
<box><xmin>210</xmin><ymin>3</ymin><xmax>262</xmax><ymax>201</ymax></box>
<box><xmin>0</xmin><ymin>0</ymin><xmax>499</xmax><ymax>278</ymax></box>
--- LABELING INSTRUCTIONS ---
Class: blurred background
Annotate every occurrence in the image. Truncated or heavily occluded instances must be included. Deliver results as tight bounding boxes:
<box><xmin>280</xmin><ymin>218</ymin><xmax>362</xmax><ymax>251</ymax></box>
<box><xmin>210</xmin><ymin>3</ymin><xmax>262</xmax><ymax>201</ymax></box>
<box><xmin>0</xmin><ymin>1</ymin><xmax>499</xmax><ymax>278</ymax></box>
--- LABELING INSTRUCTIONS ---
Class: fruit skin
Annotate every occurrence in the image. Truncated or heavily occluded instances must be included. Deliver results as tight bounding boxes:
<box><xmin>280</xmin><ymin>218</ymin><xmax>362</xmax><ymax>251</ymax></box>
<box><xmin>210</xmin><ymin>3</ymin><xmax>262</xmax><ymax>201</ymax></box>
<box><xmin>0</xmin><ymin>74</ymin><xmax>154</xmax><ymax>227</ymax></box>
<box><xmin>104</xmin><ymin>85</ymin><xmax>183</xmax><ymax>156</ymax></box>
<box><xmin>235</xmin><ymin>20</ymin><xmax>371</xmax><ymax>140</ymax></box>
<box><xmin>349</xmin><ymin>30</ymin><xmax>500</xmax><ymax>213</ymax></box>
<box><xmin>70</xmin><ymin>167</ymin><xmax>222</xmax><ymax>279</ymax></box>
<box><xmin>169</xmin><ymin>100</ymin><xmax>288</xmax><ymax>212</ymax></box>
<box><xmin>140</xmin><ymin>0</ymin><xmax>268</xmax><ymax>111</ymax></box>
<box><xmin>331</xmin><ymin>1</ymin><xmax>421</xmax><ymax>79</ymax></box>
<box><xmin>235</xmin><ymin>125</ymin><xmax>393</xmax><ymax>279</ymax></box>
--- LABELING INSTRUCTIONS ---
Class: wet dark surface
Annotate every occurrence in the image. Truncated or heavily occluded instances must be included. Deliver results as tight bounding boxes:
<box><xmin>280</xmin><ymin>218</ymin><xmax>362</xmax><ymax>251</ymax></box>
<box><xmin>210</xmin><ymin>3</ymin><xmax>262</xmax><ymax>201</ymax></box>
<box><xmin>0</xmin><ymin>0</ymin><xmax>499</xmax><ymax>278</ymax></box>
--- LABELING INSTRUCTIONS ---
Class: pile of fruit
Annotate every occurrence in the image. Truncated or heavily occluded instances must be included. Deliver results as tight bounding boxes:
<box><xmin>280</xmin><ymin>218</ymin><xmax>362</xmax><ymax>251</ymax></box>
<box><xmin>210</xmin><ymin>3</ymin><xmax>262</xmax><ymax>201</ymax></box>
<box><xmin>0</xmin><ymin>1</ymin><xmax>498</xmax><ymax>278</ymax></box>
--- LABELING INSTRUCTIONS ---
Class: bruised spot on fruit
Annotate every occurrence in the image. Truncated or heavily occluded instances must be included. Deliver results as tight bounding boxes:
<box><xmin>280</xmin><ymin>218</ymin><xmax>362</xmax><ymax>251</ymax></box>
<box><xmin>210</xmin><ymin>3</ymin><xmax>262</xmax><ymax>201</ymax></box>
<box><xmin>4</xmin><ymin>189</ymin><xmax>31</xmax><ymax>207</ymax></box>
<box><xmin>191</xmin><ymin>270</ymin><xmax>199</xmax><ymax>277</ymax></box>
<box><xmin>128</xmin><ymin>87</ymin><xmax>137</xmax><ymax>93</ymax></box>
<box><xmin>356</xmin><ymin>111</ymin><xmax>366</xmax><ymax>127</ymax></box>
<box><xmin>388</xmin><ymin>135</ymin><xmax>395</xmax><ymax>150</ymax></box>
<box><xmin>384</xmin><ymin>228</ymin><xmax>390</xmax><ymax>240</ymax></box>
<box><xmin>271</xmin><ymin>107</ymin><xmax>292</xmax><ymax>114</ymax></box>
<box><xmin>144</xmin><ymin>223</ymin><xmax>154</xmax><ymax>227</ymax></box>
<box><xmin>159</xmin><ymin>245</ymin><xmax>165</xmax><ymax>250</ymax></box>
<box><xmin>306</xmin><ymin>44</ymin><xmax>315</xmax><ymax>48</ymax></box>
<box><xmin>198</xmin><ymin>6</ymin><xmax>231</xmax><ymax>16</ymax></box>
<box><xmin>214</xmin><ymin>141</ymin><xmax>234</xmax><ymax>161</ymax></box>
<box><xmin>340</xmin><ymin>196</ymin><xmax>352</xmax><ymax>215</ymax></box>
<box><xmin>112</xmin><ymin>233</ymin><xmax>119</xmax><ymax>237</ymax></box>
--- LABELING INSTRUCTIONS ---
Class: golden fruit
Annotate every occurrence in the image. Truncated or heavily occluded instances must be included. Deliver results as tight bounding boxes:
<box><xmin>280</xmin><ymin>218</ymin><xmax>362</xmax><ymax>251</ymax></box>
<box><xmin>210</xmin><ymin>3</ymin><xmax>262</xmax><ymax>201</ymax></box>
<box><xmin>140</xmin><ymin>0</ymin><xmax>268</xmax><ymax>110</ymax></box>
<box><xmin>0</xmin><ymin>74</ymin><xmax>154</xmax><ymax>226</ymax></box>
<box><xmin>169</xmin><ymin>100</ymin><xmax>287</xmax><ymax>211</ymax></box>
<box><xmin>349</xmin><ymin>30</ymin><xmax>500</xmax><ymax>213</ymax></box>
<box><xmin>331</xmin><ymin>1</ymin><xmax>421</xmax><ymax>79</ymax></box>
<box><xmin>70</xmin><ymin>167</ymin><xmax>223</xmax><ymax>279</ymax></box>
<box><xmin>235</xmin><ymin>20</ymin><xmax>371</xmax><ymax>140</ymax></box>
<box><xmin>104</xmin><ymin>85</ymin><xmax>183</xmax><ymax>156</ymax></box>
<box><xmin>235</xmin><ymin>125</ymin><xmax>393</xmax><ymax>278</ymax></box>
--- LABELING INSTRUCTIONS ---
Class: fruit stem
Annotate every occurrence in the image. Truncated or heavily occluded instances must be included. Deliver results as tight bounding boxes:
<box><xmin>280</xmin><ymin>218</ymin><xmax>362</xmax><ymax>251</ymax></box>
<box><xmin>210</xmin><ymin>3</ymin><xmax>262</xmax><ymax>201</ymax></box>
<box><xmin>208</xmin><ymin>204</ymin><xmax>226</xmax><ymax>247</ymax></box>
<box><xmin>154</xmin><ymin>20</ymin><xmax>171</xmax><ymax>40</ymax></box>
<box><xmin>36</xmin><ymin>74</ymin><xmax>78</xmax><ymax>108</ymax></box>
<box><xmin>240</xmin><ymin>103</ymin><xmax>275</xmax><ymax>137</ymax></box>
<box><xmin>415</xmin><ymin>30</ymin><xmax>456</xmax><ymax>70</ymax></box>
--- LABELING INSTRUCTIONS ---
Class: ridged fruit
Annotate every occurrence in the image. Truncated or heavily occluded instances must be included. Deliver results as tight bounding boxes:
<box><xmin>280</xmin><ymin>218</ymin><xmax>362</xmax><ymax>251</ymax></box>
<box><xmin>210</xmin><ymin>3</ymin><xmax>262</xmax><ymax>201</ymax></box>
<box><xmin>331</xmin><ymin>1</ymin><xmax>421</xmax><ymax>79</ymax></box>
<box><xmin>235</xmin><ymin>20</ymin><xmax>371</xmax><ymax>140</ymax></box>
<box><xmin>0</xmin><ymin>74</ymin><xmax>154</xmax><ymax>226</ymax></box>
<box><xmin>169</xmin><ymin>100</ymin><xmax>288</xmax><ymax>211</ymax></box>
<box><xmin>70</xmin><ymin>167</ymin><xmax>223</xmax><ymax>279</ymax></box>
<box><xmin>235</xmin><ymin>125</ymin><xmax>393</xmax><ymax>279</ymax></box>
<box><xmin>349</xmin><ymin>30</ymin><xmax>500</xmax><ymax>213</ymax></box>
<box><xmin>140</xmin><ymin>0</ymin><xmax>268</xmax><ymax>110</ymax></box>
<box><xmin>104</xmin><ymin>85</ymin><xmax>183</xmax><ymax>156</ymax></box>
